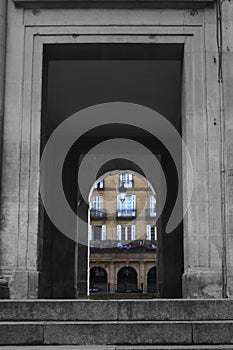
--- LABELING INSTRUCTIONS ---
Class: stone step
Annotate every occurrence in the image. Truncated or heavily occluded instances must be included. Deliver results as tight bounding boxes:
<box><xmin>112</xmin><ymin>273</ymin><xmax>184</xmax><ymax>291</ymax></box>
<box><xmin>1</xmin><ymin>346</ymin><xmax>233</xmax><ymax>350</ymax></box>
<box><xmin>1</xmin><ymin>299</ymin><xmax>233</xmax><ymax>321</ymax></box>
<box><xmin>0</xmin><ymin>320</ymin><xmax>233</xmax><ymax>346</ymax></box>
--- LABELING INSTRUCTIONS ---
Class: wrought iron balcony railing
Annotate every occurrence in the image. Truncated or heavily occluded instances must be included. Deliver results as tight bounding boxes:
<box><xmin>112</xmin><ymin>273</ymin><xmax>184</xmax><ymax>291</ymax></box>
<box><xmin>90</xmin><ymin>208</ymin><xmax>107</xmax><ymax>220</ymax></box>
<box><xmin>116</xmin><ymin>209</ymin><xmax>136</xmax><ymax>219</ymax></box>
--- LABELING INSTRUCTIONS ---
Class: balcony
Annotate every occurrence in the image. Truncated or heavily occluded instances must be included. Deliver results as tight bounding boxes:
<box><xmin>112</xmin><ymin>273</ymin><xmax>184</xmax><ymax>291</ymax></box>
<box><xmin>116</xmin><ymin>209</ymin><xmax>136</xmax><ymax>219</ymax></box>
<box><xmin>90</xmin><ymin>209</ymin><xmax>107</xmax><ymax>220</ymax></box>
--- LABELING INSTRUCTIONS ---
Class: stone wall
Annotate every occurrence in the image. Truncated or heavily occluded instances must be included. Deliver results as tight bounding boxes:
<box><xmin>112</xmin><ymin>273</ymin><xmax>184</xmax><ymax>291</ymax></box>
<box><xmin>0</xmin><ymin>0</ymin><xmax>233</xmax><ymax>299</ymax></box>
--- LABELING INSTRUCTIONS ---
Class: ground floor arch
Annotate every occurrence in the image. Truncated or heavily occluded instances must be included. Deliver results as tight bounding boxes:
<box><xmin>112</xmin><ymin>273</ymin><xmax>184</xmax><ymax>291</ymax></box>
<box><xmin>117</xmin><ymin>266</ymin><xmax>139</xmax><ymax>293</ymax></box>
<box><xmin>147</xmin><ymin>267</ymin><xmax>157</xmax><ymax>293</ymax></box>
<box><xmin>89</xmin><ymin>267</ymin><xmax>108</xmax><ymax>293</ymax></box>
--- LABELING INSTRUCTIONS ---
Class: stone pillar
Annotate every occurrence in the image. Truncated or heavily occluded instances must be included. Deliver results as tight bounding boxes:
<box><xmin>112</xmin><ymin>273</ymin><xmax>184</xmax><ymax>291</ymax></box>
<box><xmin>222</xmin><ymin>0</ymin><xmax>233</xmax><ymax>298</ymax></box>
<box><xmin>109</xmin><ymin>262</ymin><xmax>115</xmax><ymax>292</ymax></box>
<box><xmin>0</xmin><ymin>1</ymin><xmax>39</xmax><ymax>299</ymax></box>
<box><xmin>182</xmin><ymin>4</ymin><xmax>224</xmax><ymax>298</ymax></box>
<box><xmin>139</xmin><ymin>262</ymin><xmax>145</xmax><ymax>293</ymax></box>
<box><xmin>0</xmin><ymin>0</ymin><xmax>9</xmax><ymax>298</ymax></box>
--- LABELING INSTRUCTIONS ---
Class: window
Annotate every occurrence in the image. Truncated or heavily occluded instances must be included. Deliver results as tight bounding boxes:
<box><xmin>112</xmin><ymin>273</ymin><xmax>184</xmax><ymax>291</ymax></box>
<box><xmin>117</xmin><ymin>194</ymin><xmax>136</xmax><ymax>217</ymax></box>
<box><xmin>90</xmin><ymin>195</ymin><xmax>106</xmax><ymax>219</ymax></box>
<box><xmin>117</xmin><ymin>225</ymin><xmax>136</xmax><ymax>241</ymax></box>
<box><xmin>146</xmin><ymin>225</ymin><xmax>157</xmax><ymax>241</ymax></box>
<box><xmin>120</xmin><ymin>172</ymin><xmax>133</xmax><ymax>188</ymax></box>
<box><xmin>150</xmin><ymin>196</ymin><xmax>156</xmax><ymax>217</ymax></box>
<box><xmin>90</xmin><ymin>225</ymin><xmax>106</xmax><ymax>240</ymax></box>
<box><xmin>94</xmin><ymin>179</ymin><xmax>104</xmax><ymax>189</ymax></box>
<box><xmin>91</xmin><ymin>195</ymin><xmax>103</xmax><ymax>209</ymax></box>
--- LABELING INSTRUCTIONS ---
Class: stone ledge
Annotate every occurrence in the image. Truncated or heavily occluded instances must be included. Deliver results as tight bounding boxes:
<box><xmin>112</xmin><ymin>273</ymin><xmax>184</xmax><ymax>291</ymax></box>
<box><xmin>1</xmin><ymin>321</ymin><xmax>233</xmax><ymax>345</ymax></box>
<box><xmin>1</xmin><ymin>299</ymin><xmax>233</xmax><ymax>321</ymax></box>
<box><xmin>13</xmin><ymin>0</ymin><xmax>215</xmax><ymax>9</ymax></box>
<box><xmin>0</xmin><ymin>321</ymin><xmax>192</xmax><ymax>345</ymax></box>
<box><xmin>2</xmin><ymin>346</ymin><xmax>233</xmax><ymax>350</ymax></box>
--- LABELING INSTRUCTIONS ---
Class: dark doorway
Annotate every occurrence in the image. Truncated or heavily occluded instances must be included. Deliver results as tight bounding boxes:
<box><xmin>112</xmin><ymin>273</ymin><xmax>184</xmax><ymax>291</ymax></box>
<box><xmin>117</xmin><ymin>267</ymin><xmax>138</xmax><ymax>293</ymax></box>
<box><xmin>90</xmin><ymin>267</ymin><xmax>108</xmax><ymax>293</ymax></box>
<box><xmin>39</xmin><ymin>43</ymin><xmax>183</xmax><ymax>298</ymax></box>
<box><xmin>148</xmin><ymin>267</ymin><xmax>157</xmax><ymax>293</ymax></box>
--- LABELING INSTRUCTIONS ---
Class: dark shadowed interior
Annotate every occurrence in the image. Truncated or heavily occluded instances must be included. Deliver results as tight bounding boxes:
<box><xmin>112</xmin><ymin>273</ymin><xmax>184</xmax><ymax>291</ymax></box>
<box><xmin>39</xmin><ymin>43</ymin><xmax>183</xmax><ymax>298</ymax></box>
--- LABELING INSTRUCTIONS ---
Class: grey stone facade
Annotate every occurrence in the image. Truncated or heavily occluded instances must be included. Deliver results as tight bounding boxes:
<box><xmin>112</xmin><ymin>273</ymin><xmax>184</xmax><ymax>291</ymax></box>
<box><xmin>0</xmin><ymin>0</ymin><xmax>233</xmax><ymax>299</ymax></box>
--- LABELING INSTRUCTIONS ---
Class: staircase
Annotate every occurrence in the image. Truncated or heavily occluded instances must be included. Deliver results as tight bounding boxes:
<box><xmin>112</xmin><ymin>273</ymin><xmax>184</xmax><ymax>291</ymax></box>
<box><xmin>0</xmin><ymin>300</ymin><xmax>233</xmax><ymax>349</ymax></box>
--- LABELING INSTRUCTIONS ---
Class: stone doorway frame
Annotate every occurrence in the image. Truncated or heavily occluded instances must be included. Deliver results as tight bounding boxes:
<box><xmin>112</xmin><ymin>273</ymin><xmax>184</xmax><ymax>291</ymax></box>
<box><xmin>1</xmin><ymin>7</ymin><xmax>222</xmax><ymax>298</ymax></box>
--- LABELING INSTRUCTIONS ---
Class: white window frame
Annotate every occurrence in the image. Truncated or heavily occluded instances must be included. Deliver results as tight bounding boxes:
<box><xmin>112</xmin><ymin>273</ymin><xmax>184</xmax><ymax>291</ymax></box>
<box><xmin>117</xmin><ymin>194</ymin><xmax>136</xmax><ymax>216</ymax></box>
<box><xmin>146</xmin><ymin>225</ymin><xmax>157</xmax><ymax>241</ymax></box>
<box><xmin>91</xmin><ymin>225</ymin><xmax>106</xmax><ymax>240</ymax></box>
<box><xmin>117</xmin><ymin>225</ymin><xmax>136</xmax><ymax>241</ymax></box>
<box><xmin>91</xmin><ymin>195</ymin><xmax>103</xmax><ymax>210</ymax></box>
<box><xmin>120</xmin><ymin>172</ymin><xmax>133</xmax><ymax>188</ymax></box>
<box><xmin>150</xmin><ymin>195</ymin><xmax>157</xmax><ymax>217</ymax></box>
<box><xmin>94</xmin><ymin>179</ymin><xmax>104</xmax><ymax>189</ymax></box>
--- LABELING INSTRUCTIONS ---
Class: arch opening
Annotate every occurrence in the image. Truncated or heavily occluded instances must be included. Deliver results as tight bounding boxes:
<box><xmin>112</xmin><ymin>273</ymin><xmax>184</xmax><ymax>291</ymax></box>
<box><xmin>147</xmin><ymin>267</ymin><xmax>157</xmax><ymax>293</ymax></box>
<box><xmin>89</xmin><ymin>267</ymin><xmax>108</xmax><ymax>293</ymax></box>
<box><xmin>117</xmin><ymin>267</ymin><xmax>139</xmax><ymax>293</ymax></box>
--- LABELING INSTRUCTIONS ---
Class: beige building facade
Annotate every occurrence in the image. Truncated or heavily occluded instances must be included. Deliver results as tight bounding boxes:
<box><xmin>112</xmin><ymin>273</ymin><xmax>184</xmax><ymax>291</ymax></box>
<box><xmin>89</xmin><ymin>172</ymin><xmax>157</xmax><ymax>294</ymax></box>
<box><xmin>0</xmin><ymin>0</ymin><xmax>233</xmax><ymax>300</ymax></box>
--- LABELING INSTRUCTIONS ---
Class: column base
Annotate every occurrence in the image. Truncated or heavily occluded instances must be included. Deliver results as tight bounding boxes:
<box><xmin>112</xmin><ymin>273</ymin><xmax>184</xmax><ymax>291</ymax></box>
<box><xmin>226</xmin><ymin>270</ymin><xmax>233</xmax><ymax>298</ymax></box>
<box><xmin>7</xmin><ymin>270</ymin><xmax>39</xmax><ymax>299</ymax></box>
<box><xmin>182</xmin><ymin>268</ymin><xmax>223</xmax><ymax>298</ymax></box>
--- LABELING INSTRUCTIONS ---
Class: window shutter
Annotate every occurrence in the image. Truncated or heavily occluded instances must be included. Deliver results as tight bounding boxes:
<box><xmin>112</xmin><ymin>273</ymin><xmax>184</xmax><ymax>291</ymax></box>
<box><xmin>90</xmin><ymin>226</ymin><xmax>94</xmax><ymax>240</ymax></box>
<box><xmin>132</xmin><ymin>195</ymin><xmax>136</xmax><ymax>209</ymax></box>
<box><xmin>99</xmin><ymin>180</ymin><xmax>104</xmax><ymax>189</ymax></box>
<box><xmin>117</xmin><ymin>225</ymin><xmax>121</xmax><ymax>240</ymax></box>
<box><xmin>101</xmin><ymin>225</ymin><xmax>106</xmax><ymax>240</ymax></box>
<box><xmin>154</xmin><ymin>226</ymin><xmax>157</xmax><ymax>241</ymax></box>
<box><xmin>146</xmin><ymin>225</ymin><xmax>151</xmax><ymax>240</ymax></box>
<box><xmin>124</xmin><ymin>226</ymin><xmax>128</xmax><ymax>240</ymax></box>
<box><xmin>91</xmin><ymin>196</ymin><xmax>95</xmax><ymax>209</ymax></box>
<box><xmin>150</xmin><ymin>196</ymin><xmax>156</xmax><ymax>216</ymax></box>
<box><xmin>117</xmin><ymin>195</ymin><xmax>122</xmax><ymax>211</ymax></box>
<box><xmin>99</xmin><ymin>196</ymin><xmax>103</xmax><ymax>209</ymax></box>
<box><xmin>132</xmin><ymin>225</ymin><xmax>136</xmax><ymax>240</ymax></box>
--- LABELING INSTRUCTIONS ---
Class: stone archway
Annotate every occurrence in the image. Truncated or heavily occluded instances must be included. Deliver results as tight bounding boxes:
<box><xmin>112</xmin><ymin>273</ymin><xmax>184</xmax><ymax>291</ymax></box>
<box><xmin>147</xmin><ymin>267</ymin><xmax>157</xmax><ymax>293</ymax></box>
<box><xmin>117</xmin><ymin>266</ymin><xmax>139</xmax><ymax>293</ymax></box>
<box><xmin>89</xmin><ymin>266</ymin><xmax>108</xmax><ymax>293</ymax></box>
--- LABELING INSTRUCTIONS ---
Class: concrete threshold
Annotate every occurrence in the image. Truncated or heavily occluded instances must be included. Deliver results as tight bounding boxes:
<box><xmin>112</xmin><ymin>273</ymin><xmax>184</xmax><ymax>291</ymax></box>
<box><xmin>1</xmin><ymin>346</ymin><xmax>233</xmax><ymax>350</ymax></box>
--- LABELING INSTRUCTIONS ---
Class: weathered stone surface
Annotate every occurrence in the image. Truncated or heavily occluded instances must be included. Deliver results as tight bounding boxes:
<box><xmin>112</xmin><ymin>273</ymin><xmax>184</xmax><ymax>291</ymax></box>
<box><xmin>1</xmin><ymin>300</ymin><xmax>233</xmax><ymax>321</ymax></box>
<box><xmin>0</xmin><ymin>300</ymin><xmax>118</xmax><ymax>321</ymax></box>
<box><xmin>193</xmin><ymin>321</ymin><xmax>233</xmax><ymax>344</ymax></box>
<box><xmin>0</xmin><ymin>323</ymin><xmax>44</xmax><ymax>345</ymax></box>
<box><xmin>182</xmin><ymin>269</ymin><xmax>222</xmax><ymax>299</ymax></box>
<box><xmin>2</xmin><ymin>346</ymin><xmax>233</xmax><ymax>350</ymax></box>
<box><xmin>44</xmin><ymin>321</ymin><xmax>192</xmax><ymax>345</ymax></box>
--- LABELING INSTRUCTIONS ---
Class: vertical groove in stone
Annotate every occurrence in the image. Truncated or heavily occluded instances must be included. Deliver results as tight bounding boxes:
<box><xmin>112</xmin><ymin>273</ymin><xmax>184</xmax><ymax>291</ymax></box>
<box><xmin>0</xmin><ymin>0</ymin><xmax>7</xmax><ymax>264</ymax></box>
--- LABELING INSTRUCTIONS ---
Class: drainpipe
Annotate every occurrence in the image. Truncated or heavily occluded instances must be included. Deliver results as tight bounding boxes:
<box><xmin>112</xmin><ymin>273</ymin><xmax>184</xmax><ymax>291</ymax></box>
<box><xmin>0</xmin><ymin>0</ymin><xmax>9</xmax><ymax>298</ymax></box>
<box><xmin>216</xmin><ymin>0</ymin><xmax>227</xmax><ymax>298</ymax></box>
